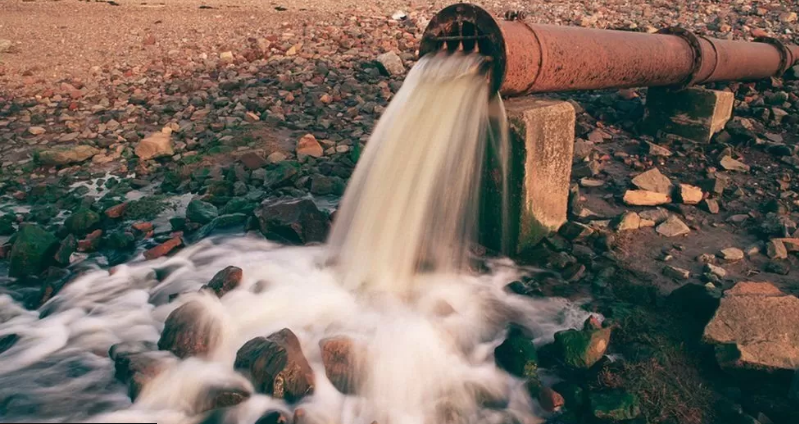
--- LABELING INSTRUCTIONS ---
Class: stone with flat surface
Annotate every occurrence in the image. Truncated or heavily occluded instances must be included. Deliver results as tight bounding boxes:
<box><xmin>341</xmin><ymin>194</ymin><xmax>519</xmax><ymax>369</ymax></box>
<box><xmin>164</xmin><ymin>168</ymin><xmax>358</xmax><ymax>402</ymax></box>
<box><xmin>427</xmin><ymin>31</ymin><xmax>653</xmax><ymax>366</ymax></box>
<box><xmin>704</xmin><ymin>282</ymin><xmax>799</xmax><ymax>371</ymax></box>
<box><xmin>643</xmin><ymin>87</ymin><xmax>734</xmax><ymax>143</ymax></box>
<box><xmin>487</xmin><ymin>98</ymin><xmax>575</xmax><ymax>253</ymax></box>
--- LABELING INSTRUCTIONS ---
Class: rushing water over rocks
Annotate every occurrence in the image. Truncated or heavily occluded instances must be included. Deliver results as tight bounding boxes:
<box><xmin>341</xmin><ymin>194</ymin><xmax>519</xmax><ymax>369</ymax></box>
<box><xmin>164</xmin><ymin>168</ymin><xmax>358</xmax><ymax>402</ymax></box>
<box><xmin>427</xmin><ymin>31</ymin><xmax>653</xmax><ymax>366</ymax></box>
<box><xmin>0</xmin><ymin>53</ymin><xmax>592</xmax><ymax>424</ymax></box>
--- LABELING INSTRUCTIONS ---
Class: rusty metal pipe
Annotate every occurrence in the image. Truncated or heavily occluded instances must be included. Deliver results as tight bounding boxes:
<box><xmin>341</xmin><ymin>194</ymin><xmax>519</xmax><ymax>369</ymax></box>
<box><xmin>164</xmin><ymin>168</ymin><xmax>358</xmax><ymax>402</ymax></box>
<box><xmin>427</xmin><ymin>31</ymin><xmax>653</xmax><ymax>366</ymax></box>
<box><xmin>419</xmin><ymin>3</ymin><xmax>799</xmax><ymax>96</ymax></box>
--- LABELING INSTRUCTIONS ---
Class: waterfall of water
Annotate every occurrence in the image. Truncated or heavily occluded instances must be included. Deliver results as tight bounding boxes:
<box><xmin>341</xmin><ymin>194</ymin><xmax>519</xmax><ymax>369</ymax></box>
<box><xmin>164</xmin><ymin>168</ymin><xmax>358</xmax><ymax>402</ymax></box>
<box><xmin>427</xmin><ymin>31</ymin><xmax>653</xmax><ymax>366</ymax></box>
<box><xmin>0</xmin><ymin>53</ymin><xmax>592</xmax><ymax>424</ymax></box>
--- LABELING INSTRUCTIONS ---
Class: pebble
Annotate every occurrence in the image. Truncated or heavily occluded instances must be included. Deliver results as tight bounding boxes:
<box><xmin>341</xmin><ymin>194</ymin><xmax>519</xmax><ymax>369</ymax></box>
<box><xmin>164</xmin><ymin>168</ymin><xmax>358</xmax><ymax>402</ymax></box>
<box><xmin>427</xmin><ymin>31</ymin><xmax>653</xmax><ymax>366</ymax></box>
<box><xmin>663</xmin><ymin>265</ymin><xmax>690</xmax><ymax>280</ymax></box>
<box><xmin>631</xmin><ymin>168</ymin><xmax>672</xmax><ymax>194</ymax></box>
<box><xmin>656</xmin><ymin>216</ymin><xmax>691</xmax><ymax>237</ymax></box>
<box><xmin>766</xmin><ymin>239</ymin><xmax>788</xmax><ymax>260</ymax></box>
<box><xmin>28</xmin><ymin>126</ymin><xmax>46</xmax><ymax>135</ymax></box>
<box><xmin>376</xmin><ymin>51</ymin><xmax>405</xmax><ymax>76</ymax></box>
<box><xmin>719</xmin><ymin>156</ymin><xmax>750</xmax><ymax>173</ymax></box>
<box><xmin>678</xmin><ymin>184</ymin><xmax>703</xmax><ymax>205</ymax></box>
<box><xmin>616</xmin><ymin>211</ymin><xmax>641</xmax><ymax>232</ymax></box>
<box><xmin>704</xmin><ymin>263</ymin><xmax>727</xmax><ymax>279</ymax></box>
<box><xmin>719</xmin><ymin>247</ymin><xmax>744</xmax><ymax>263</ymax></box>
<box><xmin>623</xmin><ymin>190</ymin><xmax>671</xmax><ymax>206</ymax></box>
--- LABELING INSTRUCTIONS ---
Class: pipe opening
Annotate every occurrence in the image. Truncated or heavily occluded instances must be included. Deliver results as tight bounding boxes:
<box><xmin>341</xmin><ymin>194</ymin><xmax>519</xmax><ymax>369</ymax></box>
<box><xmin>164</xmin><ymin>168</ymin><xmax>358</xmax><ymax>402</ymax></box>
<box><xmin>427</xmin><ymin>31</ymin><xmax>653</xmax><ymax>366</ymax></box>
<box><xmin>420</xmin><ymin>3</ymin><xmax>506</xmax><ymax>93</ymax></box>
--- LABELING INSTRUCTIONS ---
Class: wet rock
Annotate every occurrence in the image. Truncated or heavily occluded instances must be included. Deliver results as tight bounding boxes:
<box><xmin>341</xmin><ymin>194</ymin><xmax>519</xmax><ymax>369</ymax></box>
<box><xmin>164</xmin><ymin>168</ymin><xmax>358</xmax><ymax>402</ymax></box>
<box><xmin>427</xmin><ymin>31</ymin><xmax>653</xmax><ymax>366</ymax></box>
<box><xmin>187</xmin><ymin>200</ymin><xmax>219</xmax><ymax>224</ymax></box>
<box><xmin>64</xmin><ymin>208</ymin><xmax>100</xmax><ymax>236</ymax></box>
<box><xmin>590</xmin><ymin>390</ymin><xmax>641</xmax><ymax>421</ymax></box>
<box><xmin>631</xmin><ymin>168</ymin><xmax>672</xmax><ymax>194</ymax></box>
<box><xmin>136</xmin><ymin>132</ymin><xmax>174</xmax><ymax>160</ymax></box>
<box><xmin>296</xmin><ymin>134</ymin><xmax>323</xmax><ymax>162</ymax></box>
<box><xmin>104</xmin><ymin>202</ymin><xmax>128</xmax><ymax>219</ymax></box>
<box><xmin>0</xmin><ymin>215</ymin><xmax>15</xmax><ymax>236</ymax></box>
<box><xmin>144</xmin><ymin>237</ymin><xmax>183</xmax><ymax>260</ymax></box>
<box><xmin>196</xmin><ymin>386</ymin><xmax>251</xmax><ymax>413</ymax></box>
<box><xmin>202</xmin><ymin>266</ymin><xmax>243</xmax><ymax>298</ymax></box>
<box><xmin>110</xmin><ymin>341</ymin><xmax>171</xmax><ymax>400</ymax></box>
<box><xmin>309</xmin><ymin>174</ymin><xmax>344</xmax><ymax>196</ymax></box>
<box><xmin>264</xmin><ymin>162</ymin><xmax>300</xmax><ymax>188</ymax></box>
<box><xmin>158</xmin><ymin>300</ymin><xmax>222</xmax><ymax>359</ymax></box>
<box><xmin>234</xmin><ymin>328</ymin><xmax>314</xmax><ymax>401</ymax></box>
<box><xmin>9</xmin><ymin>225</ymin><xmax>59</xmax><ymax>278</ymax></box>
<box><xmin>0</xmin><ymin>334</ymin><xmax>19</xmax><ymax>354</ymax></box>
<box><xmin>320</xmin><ymin>336</ymin><xmax>362</xmax><ymax>395</ymax></box>
<box><xmin>553</xmin><ymin>316</ymin><xmax>610</xmax><ymax>370</ymax></box>
<box><xmin>256</xmin><ymin>198</ymin><xmax>330</xmax><ymax>244</ymax></box>
<box><xmin>375</xmin><ymin>51</ymin><xmax>405</xmax><ymax>76</ymax></box>
<box><xmin>656</xmin><ymin>216</ymin><xmax>690</xmax><ymax>237</ymax></box>
<box><xmin>623</xmin><ymin>190</ymin><xmax>670</xmax><ymax>206</ymax></box>
<box><xmin>719</xmin><ymin>156</ymin><xmax>750</xmax><ymax>173</ymax></box>
<box><xmin>53</xmin><ymin>234</ymin><xmax>77</xmax><ymax>266</ymax></box>
<box><xmin>538</xmin><ymin>386</ymin><xmax>565</xmax><ymax>413</ymax></box>
<box><xmin>678</xmin><ymin>184</ymin><xmax>703</xmax><ymax>205</ymax></box>
<box><xmin>663</xmin><ymin>265</ymin><xmax>690</xmax><ymax>280</ymax></box>
<box><xmin>703</xmin><ymin>282</ymin><xmax>799</xmax><ymax>371</ymax></box>
<box><xmin>720</xmin><ymin>247</ymin><xmax>744</xmax><ymax>263</ymax></box>
<box><xmin>37</xmin><ymin>145</ymin><xmax>99</xmax><ymax>166</ymax></box>
<box><xmin>494</xmin><ymin>325</ymin><xmax>538</xmax><ymax>378</ymax></box>
<box><xmin>790</xmin><ymin>371</ymin><xmax>799</xmax><ymax>402</ymax></box>
<box><xmin>616</xmin><ymin>211</ymin><xmax>640</xmax><ymax>232</ymax></box>
<box><xmin>255</xmin><ymin>411</ymin><xmax>290</xmax><ymax>424</ymax></box>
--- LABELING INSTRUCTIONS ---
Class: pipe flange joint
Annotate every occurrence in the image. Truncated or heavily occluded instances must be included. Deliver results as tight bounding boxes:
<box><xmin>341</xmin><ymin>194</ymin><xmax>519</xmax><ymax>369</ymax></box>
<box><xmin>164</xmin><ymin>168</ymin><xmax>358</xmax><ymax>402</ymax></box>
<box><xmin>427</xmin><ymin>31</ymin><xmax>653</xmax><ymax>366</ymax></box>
<box><xmin>657</xmin><ymin>27</ymin><xmax>704</xmax><ymax>87</ymax></box>
<box><xmin>754</xmin><ymin>36</ymin><xmax>793</xmax><ymax>76</ymax></box>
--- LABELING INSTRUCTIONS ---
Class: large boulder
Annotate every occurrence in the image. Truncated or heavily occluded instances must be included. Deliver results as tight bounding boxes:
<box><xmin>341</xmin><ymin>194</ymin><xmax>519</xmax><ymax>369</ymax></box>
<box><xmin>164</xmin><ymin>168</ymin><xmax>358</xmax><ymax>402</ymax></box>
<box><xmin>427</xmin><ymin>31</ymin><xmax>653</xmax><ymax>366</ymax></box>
<box><xmin>553</xmin><ymin>316</ymin><xmax>611</xmax><ymax>370</ymax></box>
<box><xmin>135</xmin><ymin>132</ymin><xmax>174</xmax><ymax>160</ymax></box>
<box><xmin>234</xmin><ymin>328</ymin><xmax>314</xmax><ymax>402</ymax></box>
<box><xmin>703</xmin><ymin>282</ymin><xmax>799</xmax><ymax>371</ymax></box>
<box><xmin>37</xmin><ymin>145</ymin><xmax>99</xmax><ymax>166</ymax></box>
<box><xmin>256</xmin><ymin>198</ymin><xmax>330</xmax><ymax>244</ymax></box>
<box><xmin>158</xmin><ymin>301</ymin><xmax>222</xmax><ymax>359</ymax></box>
<box><xmin>9</xmin><ymin>225</ymin><xmax>59</xmax><ymax>278</ymax></box>
<box><xmin>494</xmin><ymin>325</ymin><xmax>538</xmax><ymax>378</ymax></box>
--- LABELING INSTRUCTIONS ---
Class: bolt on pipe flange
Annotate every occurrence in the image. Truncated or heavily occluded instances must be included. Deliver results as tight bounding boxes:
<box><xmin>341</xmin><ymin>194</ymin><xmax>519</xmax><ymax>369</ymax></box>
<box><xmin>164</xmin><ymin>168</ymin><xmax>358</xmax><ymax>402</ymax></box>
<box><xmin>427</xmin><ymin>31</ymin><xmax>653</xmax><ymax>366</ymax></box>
<box><xmin>754</xmin><ymin>36</ymin><xmax>795</xmax><ymax>76</ymax></box>
<box><xmin>657</xmin><ymin>27</ymin><xmax>705</xmax><ymax>87</ymax></box>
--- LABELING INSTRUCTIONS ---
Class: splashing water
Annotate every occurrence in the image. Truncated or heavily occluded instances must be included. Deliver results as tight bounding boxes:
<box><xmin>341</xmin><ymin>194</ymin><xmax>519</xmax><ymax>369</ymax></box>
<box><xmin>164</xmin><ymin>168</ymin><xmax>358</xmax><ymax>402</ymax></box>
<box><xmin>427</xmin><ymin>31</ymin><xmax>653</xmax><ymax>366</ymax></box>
<box><xmin>0</xmin><ymin>53</ymin><xmax>591</xmax><ymax>424</ymax></box>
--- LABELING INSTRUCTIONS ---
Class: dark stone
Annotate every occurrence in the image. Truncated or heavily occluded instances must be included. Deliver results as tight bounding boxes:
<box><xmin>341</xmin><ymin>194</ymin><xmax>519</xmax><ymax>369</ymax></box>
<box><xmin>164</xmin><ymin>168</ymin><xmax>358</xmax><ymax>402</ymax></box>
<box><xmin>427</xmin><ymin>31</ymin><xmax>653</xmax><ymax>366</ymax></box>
<box><xmin>169</xmin><ymin>217</ymin><xmax>187</xmax><ymax>231</ymax></box>
<box><xmin>0</xmin><ymin>334</ymin><xmax>19</xmax><ymax>354</ymax></box>
<box><xmin>187</xmin><ymin>200</ymin><xmax>219</xmax><ymax>224</ymax></box>
<box><xmin>553</xmin><ymin>316</ymin><xmax>611</xmax><ymax>370</ymax></box>
<box><xmin>254</xmin><ymin>411</ymin><xmax>290</xmax><ymax>424</ymax></box>
<box><xmin>552</xmin><ymin>381</ymin><xmax>585</xmax><ymax>411</ymax></box>
<box><xmin>196</xmin><ymin>386</ymin><xmax>251</xmax><ymax>413</ymax></box>
<box><xmin>494</xmin><ymin>325</ymin><xmax>538</xmax><ymax>378</ymax></box>
<box><xmin>53</xmin><ymin>234</ymin><xmax>77</xmax><ymax>266</ymax></box>
<box><xmin>668</xmin><ymin>283</ymin><xmax>722</xmax><ymax>323</ymax></box>
<box><xmin>104</xmin><ymin>231</ymin><xmax>136</xmax><ymax>250</ymax></box>
<box><xmin>221</xmin><ymin>197</ymin><xmax>256</xmax><ymax>215</ymax></box>
<box><xmin>766</xmin><ymin>260</ymin><xmax>791</xmax><ymax>275</ymax></box>
<box><xmin>212</xmin><ymin>213</ymin><xmax>248</xmax><ymax>229</ymax></box>
<box><xmin>202</xmin><ymin>266</ymin><xmax>243</xmax><ymax>298</ymax></box>
<box><xmin>256</xmin><ymin>198</ymin><xmax>330</xmax><ymax>244</ymax></box>
<box><xmin>9</xmin><ymin>225</ymin><xmax>59</xmax><ymax>278</ymax></box>
<box><xmin>234</xmin><ymin>328</ymin><xmax>314</xmax><ymax>402</ymax></box>
<box><xmin>309</xmin><ymin>174</ymin><xmax>345</xmax><ymax>196</ymax></box>
<box><xmin>110</xmin><ymin>341</ymin><xmax>170</xmax><ymax>400</ymax></box>
<box><xmin>158</xmin><ymin>301</ymin><xmax>221</xmax><ymax>359</ymax></box>
<box><xmin>590</xmin><ymin>390</ymin><xmax>641</xmax><ymax>421</ymax></box>
<box><xmin>0</xmin><ymin>214</ymin><xmax>16</xmax><ymax>236</ymax></box>
<box><xmin>64</xmin><ymin>208</ymin><xmax>101</xmax><ymax>236</ymax></box>
<box><xmin>264</xmin><ymin>162</ymin><xmax>300</xmax><ymax>189</ymax></box>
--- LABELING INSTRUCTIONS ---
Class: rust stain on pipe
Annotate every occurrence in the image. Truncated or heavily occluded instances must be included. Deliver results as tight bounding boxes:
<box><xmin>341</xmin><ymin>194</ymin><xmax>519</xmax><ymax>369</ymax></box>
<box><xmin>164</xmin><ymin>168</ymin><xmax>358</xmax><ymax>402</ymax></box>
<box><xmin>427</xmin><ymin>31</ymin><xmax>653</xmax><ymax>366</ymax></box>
<box><xmin>420</xmin><ymin>3</ymin><xmax>799</xmax><ymax>96</ymax></box>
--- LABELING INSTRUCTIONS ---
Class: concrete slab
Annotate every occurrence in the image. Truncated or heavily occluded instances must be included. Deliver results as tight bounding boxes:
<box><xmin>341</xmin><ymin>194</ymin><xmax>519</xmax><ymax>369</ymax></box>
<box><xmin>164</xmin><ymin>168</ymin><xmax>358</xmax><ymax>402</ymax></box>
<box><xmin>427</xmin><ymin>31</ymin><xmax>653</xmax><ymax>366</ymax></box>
<box><xmin>642</xmin><ymin>87</ymin><xmax>734</xmax><ymax>143</ymax></box>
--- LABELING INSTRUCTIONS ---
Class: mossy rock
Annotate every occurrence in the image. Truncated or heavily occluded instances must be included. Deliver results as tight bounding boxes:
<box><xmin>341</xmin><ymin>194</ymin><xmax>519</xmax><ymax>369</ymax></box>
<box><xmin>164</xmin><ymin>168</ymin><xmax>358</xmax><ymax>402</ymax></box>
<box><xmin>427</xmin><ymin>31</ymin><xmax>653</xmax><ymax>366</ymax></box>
<box><xmin>53</xmin><ymin>234</ymin><xmax>77</xmax><ymax>266</ymax></box>
<box><xmin>554</xmin><ymin>317</ymin><xmax>611</xmax><ymax>370</ymax></box>
<box><xmin>553</xmin><ymin>381</ymin><xmax>586</xmax><ymax>412</ymax></box>
<box><xmin>125</xmin><ymin>196</ymin><xmax>169</xmax><ymax>221</ymax></box>
<box><xmin>0</xmin><ymin>214</ymin><xmax>16</xmax><ymax>236</ymax></box>
<box><xmin>9</xmin><ymin>225</ymin><xmax>60</xmax><ymax>278</ymax></box>
<box><xmin>264</xmin><ymin>161</ymin><xmax>300</xmax><ymax>189</ymax></box>
<box><xmin>104</xmin><ymin>231</ymin><xmax>136</xmax><ymax>250</ymax></box>
<box><xmin>494</xmin><ymin>325</ymin><xmax>538</xmax><ymax>378</ymax></box>
<box><xmin>221</xmin><ymin>197</ymin><xmax>256</xmax><ymax>215</ymax></box>
<box><xmin>64</xmin><ymin>208</ymin><xmax>101</xmax><ymax>236</ymax></box>
<box><xmin>28</xmin><ymin>204</ymin><xmax>59</xmax><ymax>225</ymax></box>
<box><xmin>590</xmin><ymin>390</ymin><xmax>641</xmax><ymax>421</ymax></box>
<box><xmin>186</xmin><ymin>199</ymin><xmax>219</xmax><ymax>224</ymax></box>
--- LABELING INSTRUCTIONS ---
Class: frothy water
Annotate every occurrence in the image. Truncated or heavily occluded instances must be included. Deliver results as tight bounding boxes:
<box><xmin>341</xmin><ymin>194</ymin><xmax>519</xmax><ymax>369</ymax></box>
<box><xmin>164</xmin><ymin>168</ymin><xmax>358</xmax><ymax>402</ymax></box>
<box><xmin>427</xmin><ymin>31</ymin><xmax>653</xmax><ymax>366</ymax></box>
<box><xmin>0</xmin><ymin>53</ymin><xmax>591</xmax><ymax>424</ymax></box>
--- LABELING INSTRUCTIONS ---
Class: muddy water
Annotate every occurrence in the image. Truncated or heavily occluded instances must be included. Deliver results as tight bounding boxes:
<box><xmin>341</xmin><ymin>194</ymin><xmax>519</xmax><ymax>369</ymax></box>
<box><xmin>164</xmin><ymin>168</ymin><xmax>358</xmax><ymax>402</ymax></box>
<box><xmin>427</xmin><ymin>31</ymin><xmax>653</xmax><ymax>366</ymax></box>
<box><xmin>0</xmin><ymin>53</ymin><xmax>591</xmax><ymax>424</ymax></box>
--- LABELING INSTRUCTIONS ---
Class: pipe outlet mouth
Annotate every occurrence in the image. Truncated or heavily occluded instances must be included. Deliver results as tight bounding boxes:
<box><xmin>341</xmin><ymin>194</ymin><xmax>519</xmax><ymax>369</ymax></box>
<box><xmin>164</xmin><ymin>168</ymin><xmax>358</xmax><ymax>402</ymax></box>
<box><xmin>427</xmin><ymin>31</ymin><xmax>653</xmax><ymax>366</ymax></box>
<box><xmin>419</xmin><ymin>3</ymin><xmax>506</xmax><ymax>94</ymax></box>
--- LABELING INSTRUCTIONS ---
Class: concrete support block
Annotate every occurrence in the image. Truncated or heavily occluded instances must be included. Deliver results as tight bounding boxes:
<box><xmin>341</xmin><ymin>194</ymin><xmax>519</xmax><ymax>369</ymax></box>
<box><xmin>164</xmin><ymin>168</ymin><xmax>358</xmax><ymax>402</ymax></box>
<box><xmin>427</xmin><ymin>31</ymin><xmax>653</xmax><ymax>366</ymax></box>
<box><xmin>481</xmin><ymin>98</ymin><xmax>575</xmax><ymax>254</ymax></box>
<box><xmin>642</xmin><ymin>87</ymin><xmax>734</xmax><ymax>143</ymax></box>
